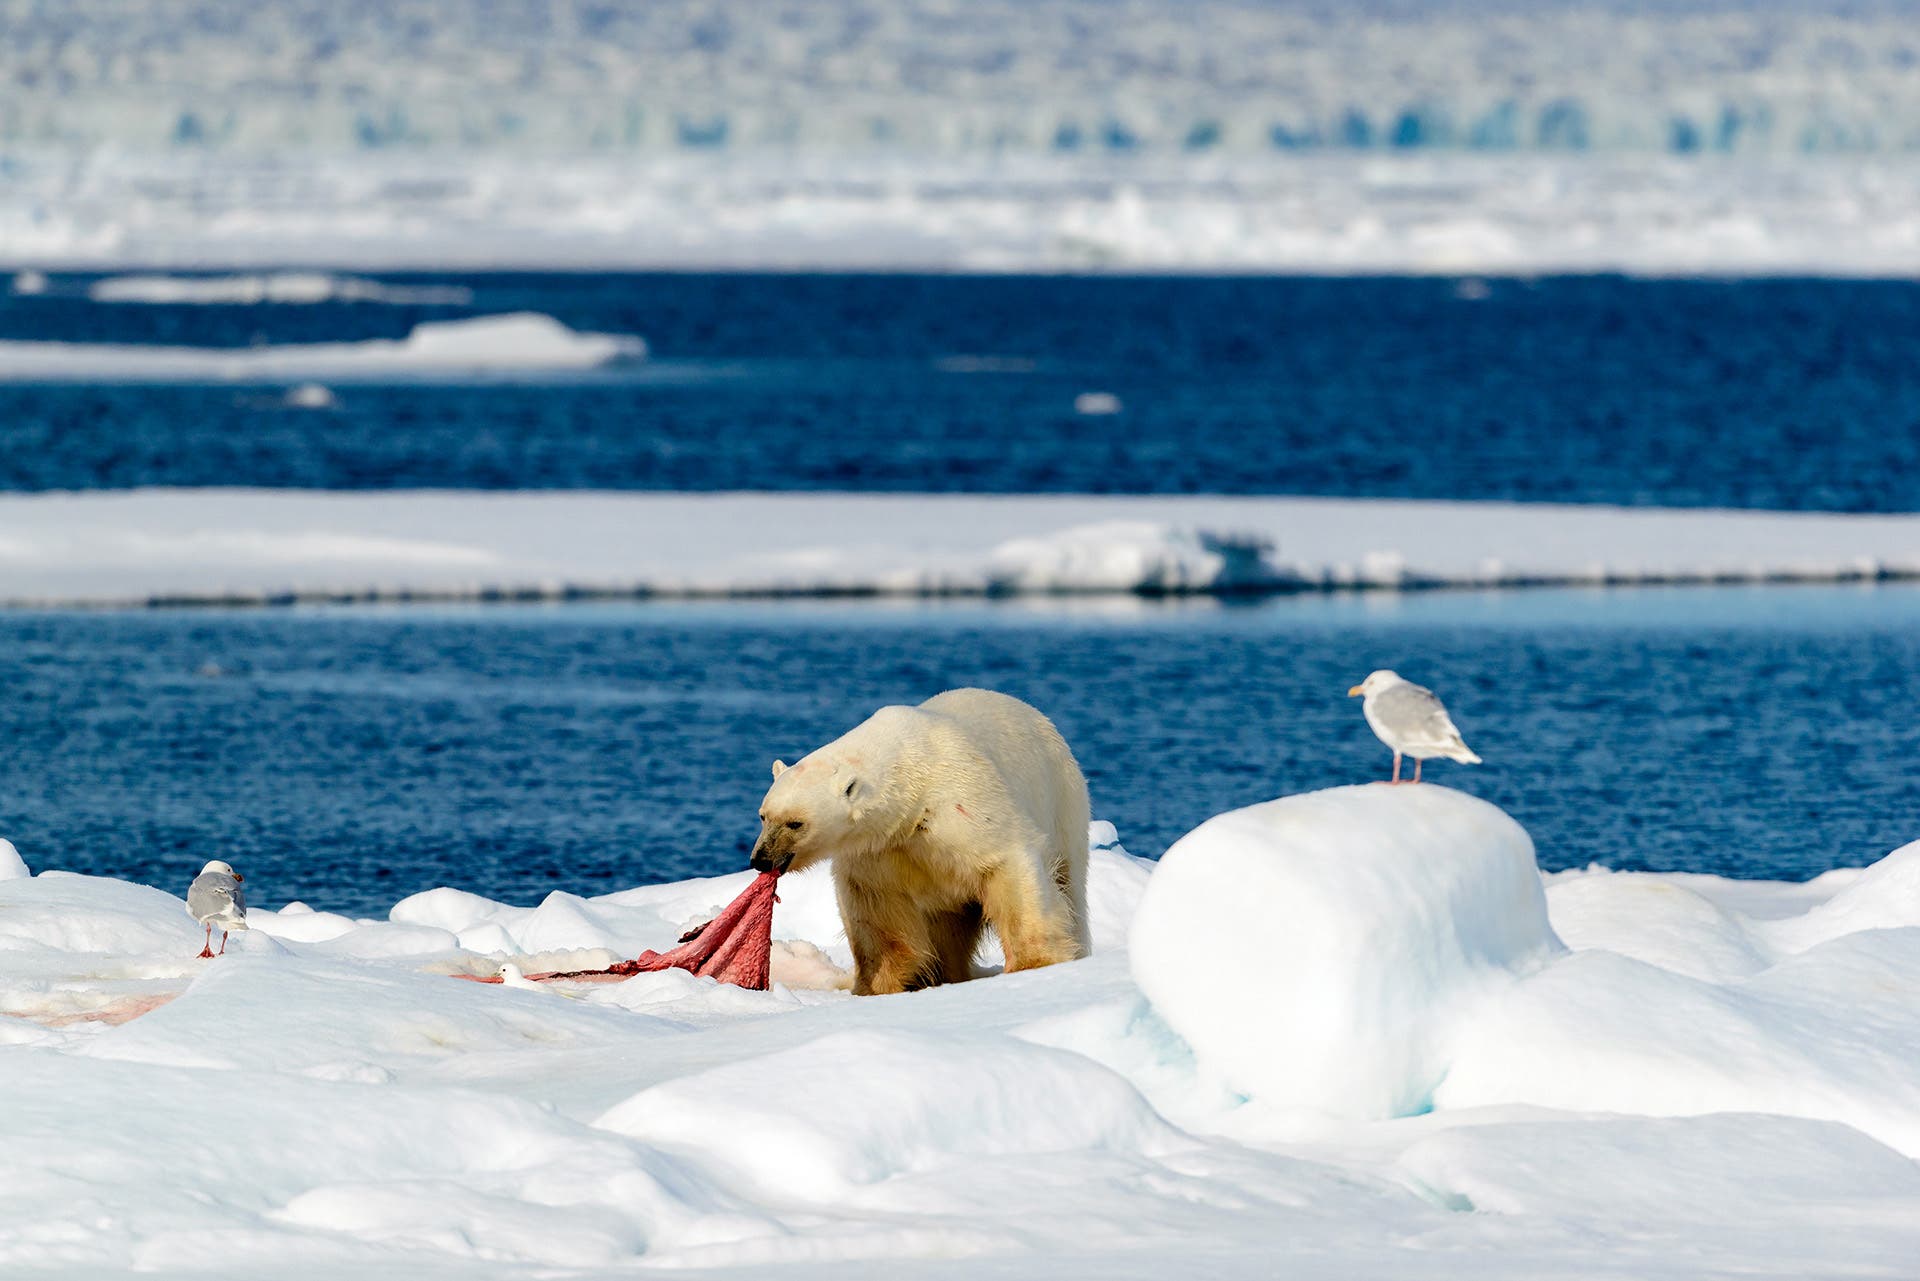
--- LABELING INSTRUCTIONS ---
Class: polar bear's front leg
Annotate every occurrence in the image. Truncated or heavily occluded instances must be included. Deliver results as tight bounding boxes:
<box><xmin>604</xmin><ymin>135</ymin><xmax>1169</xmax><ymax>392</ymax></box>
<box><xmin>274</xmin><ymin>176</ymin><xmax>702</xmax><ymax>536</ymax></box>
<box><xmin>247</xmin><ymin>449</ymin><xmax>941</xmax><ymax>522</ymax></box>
<box><xmin>838</xmin><ymin>876</ymin><xmax>939</xmax><ymax>996</ymax></box>
<box><xmin>980</xmin><ymin>853</ymin><xmax>1083</xmax><ymax>974</ymax></box>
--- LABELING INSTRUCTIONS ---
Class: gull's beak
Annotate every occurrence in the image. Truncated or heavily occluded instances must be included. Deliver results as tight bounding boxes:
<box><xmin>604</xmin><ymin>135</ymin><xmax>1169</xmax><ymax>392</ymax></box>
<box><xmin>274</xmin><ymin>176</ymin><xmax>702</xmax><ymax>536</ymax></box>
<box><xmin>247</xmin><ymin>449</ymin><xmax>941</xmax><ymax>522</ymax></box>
<box><xmin>233</xmin><ymin>873</ymin><xmax>244</xmax><ymax>882</ymax></box>
<box><xmin>1347</xmin><ymin>685</ymin><xmax>1364</xmax><ymax>697</ymax></box>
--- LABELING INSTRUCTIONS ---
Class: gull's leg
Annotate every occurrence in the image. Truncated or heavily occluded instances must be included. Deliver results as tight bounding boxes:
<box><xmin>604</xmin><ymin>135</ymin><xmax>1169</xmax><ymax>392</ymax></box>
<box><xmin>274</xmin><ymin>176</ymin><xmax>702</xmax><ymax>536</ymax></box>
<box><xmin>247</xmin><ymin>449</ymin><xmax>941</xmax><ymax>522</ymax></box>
<box><xmin>198</xmin><ymin>923</ymin><xmax>214</xmax><ymax>959</ymax></box>
<box><xmin>1414</xmin><ymin>757</ymin><xmax>1424</xmax><ymax>784</ymax></box>
<box><xmin>1391</xmin><ymin>751</ymin><xmax>1403</xmax><ymax>784</ymax></box>
<box><xmin>217</xmin><ymin>931</ymin><xmax>229</xmax><ymax>957</ymax></box>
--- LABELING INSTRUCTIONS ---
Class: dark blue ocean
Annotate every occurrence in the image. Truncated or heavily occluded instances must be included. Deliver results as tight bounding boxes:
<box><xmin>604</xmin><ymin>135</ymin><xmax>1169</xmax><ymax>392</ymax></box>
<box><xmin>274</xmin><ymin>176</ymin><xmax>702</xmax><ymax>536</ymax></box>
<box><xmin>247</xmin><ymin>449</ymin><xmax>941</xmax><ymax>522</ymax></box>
<box><xmin>5</xmin><ymin>273</ymin><xmax>1920</xmax><ymax>509</ymax></box>
<box><xmin>3</xmin><ymin>273</ymin><xmax>1918</xmax><ymax>912</ymax></box>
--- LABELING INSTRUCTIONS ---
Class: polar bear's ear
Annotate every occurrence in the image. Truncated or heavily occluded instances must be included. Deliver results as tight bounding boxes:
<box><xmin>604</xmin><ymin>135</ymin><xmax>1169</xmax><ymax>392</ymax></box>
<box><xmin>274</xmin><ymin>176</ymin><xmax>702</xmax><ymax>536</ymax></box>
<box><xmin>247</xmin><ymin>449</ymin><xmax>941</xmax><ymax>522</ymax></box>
<box><xmin>771</xmin><ymin>760</ymin><xmax>788</xmax><ymax>779</ymax></box>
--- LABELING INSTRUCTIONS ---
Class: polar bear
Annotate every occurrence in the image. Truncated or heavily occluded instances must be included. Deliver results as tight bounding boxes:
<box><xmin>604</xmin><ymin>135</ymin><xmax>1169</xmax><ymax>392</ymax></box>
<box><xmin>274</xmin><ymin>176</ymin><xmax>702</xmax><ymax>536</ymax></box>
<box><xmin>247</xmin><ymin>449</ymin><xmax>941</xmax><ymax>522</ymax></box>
<box><xmin>750</xmin><ymin>688</ymin><xmax>1092</xmax><ymax>996</ymax></box>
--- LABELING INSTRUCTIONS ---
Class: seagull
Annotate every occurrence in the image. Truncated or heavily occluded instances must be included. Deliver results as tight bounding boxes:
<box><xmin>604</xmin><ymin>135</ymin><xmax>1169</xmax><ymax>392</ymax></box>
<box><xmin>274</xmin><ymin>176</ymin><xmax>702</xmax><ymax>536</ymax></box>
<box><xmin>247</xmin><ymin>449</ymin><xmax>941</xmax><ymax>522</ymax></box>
<box><xmin>497</xmin><ymin>962</ymin><xmax>581</xmax><ymax>999</ymax></box>
<box><xmin>186</xmin><ymin>860</ymin><xmax>248</xmax><ymax>958</ymax></box>
<box><xmin>1348</xmin><ymin>670</ymin><xmax>1482</xmax><ymax>784</ymax></box>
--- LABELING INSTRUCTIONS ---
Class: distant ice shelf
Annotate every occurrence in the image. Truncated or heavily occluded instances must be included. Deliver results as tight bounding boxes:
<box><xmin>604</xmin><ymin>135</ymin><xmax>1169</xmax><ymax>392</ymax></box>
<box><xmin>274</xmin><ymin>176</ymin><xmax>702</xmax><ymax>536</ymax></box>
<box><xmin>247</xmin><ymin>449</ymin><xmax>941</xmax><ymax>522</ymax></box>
<box><xmin>1</xmin><ymin>490</ymin><xmax>1917</xmax><ymax>607</ymax></box>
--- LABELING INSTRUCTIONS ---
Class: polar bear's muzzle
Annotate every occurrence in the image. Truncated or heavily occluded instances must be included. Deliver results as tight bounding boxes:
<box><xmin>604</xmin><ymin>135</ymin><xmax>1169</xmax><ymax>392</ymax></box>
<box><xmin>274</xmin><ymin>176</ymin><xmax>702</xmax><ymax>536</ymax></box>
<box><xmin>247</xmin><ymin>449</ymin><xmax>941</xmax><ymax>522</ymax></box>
<box><xmin>749</xmin><ymin>834</ymin><xmax>795</xmax><ymax>875</ymax></box>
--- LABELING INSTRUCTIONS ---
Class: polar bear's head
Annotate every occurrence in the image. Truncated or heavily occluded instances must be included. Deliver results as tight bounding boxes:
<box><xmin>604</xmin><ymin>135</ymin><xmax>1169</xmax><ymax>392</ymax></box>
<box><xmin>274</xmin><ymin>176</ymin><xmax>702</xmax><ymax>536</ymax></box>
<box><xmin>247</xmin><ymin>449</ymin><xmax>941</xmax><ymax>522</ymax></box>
<box><xmin>750</xmin><ymin>752</ymin><xmax>873</xmax><ymax>874</ymax></box>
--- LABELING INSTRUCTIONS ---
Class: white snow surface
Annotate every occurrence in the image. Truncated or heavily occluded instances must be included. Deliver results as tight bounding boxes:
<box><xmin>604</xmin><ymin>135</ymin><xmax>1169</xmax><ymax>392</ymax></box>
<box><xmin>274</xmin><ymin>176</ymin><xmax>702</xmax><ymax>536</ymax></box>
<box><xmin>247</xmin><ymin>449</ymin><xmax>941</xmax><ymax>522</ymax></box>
<box><xmin>0</xmin><ymin>313</ymin><xmax>645</xmax><ymax>382</ymax></box>
<box><xmin>6</xmin><ymin>794</ymin><xmax>1920</xmax><ymax>1278</ymax></box>
<box><xmin>2</xmin><ymin>489</ymin><xmax>1919</xmax><ymax>606</ymax></box>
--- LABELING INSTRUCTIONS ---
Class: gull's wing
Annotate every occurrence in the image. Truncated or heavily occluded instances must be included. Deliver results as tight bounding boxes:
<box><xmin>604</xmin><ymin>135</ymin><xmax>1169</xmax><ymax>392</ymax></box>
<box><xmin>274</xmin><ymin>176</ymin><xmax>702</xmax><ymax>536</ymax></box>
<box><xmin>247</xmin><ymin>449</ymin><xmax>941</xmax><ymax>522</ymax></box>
<box><xmin>1372</xmin><ymin>681</ymin><xmax>1464</xmax><ymax>746</ymax></box>
<box><xmin>186</xmin><ymin>871</ymin><xmax>244</xmax><ymax>923</ymax></box>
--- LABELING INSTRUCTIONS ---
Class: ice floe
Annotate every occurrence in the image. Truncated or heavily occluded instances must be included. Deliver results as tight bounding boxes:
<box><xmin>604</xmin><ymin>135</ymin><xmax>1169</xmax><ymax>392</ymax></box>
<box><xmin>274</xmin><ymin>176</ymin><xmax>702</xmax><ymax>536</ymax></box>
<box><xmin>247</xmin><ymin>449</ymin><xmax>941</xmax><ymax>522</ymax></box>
<box><xmin>0</xmin><ymin>313</ymin><xmax>645</xmax><ymax>382</ymax></box>
<box><xmin>2</xmin><ymin>489</ymin><xmax>1919</xmax><ymax>606</ymax></box>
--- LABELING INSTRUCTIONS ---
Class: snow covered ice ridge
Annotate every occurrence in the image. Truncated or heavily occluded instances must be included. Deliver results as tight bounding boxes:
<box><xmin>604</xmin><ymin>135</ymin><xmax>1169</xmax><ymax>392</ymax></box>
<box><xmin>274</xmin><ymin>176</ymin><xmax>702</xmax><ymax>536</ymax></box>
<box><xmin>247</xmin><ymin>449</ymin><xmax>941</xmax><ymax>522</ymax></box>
<box><xmin>7</xmin><ymin>788</ymin><xmax>1920</xmax><ymax>1277</ymax></box>
<box><xmin>2</xmin><ymin>490</ymin><xmax>1919</xmax><ymax>607</ymax></box>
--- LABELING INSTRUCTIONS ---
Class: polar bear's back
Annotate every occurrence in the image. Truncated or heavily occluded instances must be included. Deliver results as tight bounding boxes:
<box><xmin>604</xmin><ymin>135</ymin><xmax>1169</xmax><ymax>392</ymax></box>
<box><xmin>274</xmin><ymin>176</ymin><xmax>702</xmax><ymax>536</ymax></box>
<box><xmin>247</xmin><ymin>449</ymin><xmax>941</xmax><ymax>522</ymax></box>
<box><xmin>916</xmin><ymin>688</ymin><xmax>1091</xmax><ymax>855</ymax></box>
<box><xmin>918</xmin><ymin>687</ymin><xmax>1080</xmax><ymax>785</ymax></box>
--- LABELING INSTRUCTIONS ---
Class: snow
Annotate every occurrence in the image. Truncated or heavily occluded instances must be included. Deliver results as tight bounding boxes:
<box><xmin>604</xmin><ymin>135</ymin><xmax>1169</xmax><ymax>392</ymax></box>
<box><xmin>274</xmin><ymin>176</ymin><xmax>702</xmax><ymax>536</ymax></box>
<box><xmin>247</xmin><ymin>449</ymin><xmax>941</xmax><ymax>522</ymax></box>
<box><xmin>1130</xmin><ymin>786</ymin><xmax>1561</xmax><ymax>1119</ymax></box>
<box><xmin>0</xmin><ymin>839</ymin><xmax>27</xmax><ymax>880</ymax></box>
<box><xmin>0</xmin><ymin>314</ymin><xmax>645</xmax><ymax>383</ymax></box>
<box><xmin>3</xmin><ymin>489</ymin><xmax>1920</xmax><ymax>607</ymax></box>
<box><xmin>7</xmin><ymin>795</ymin><xmax>1920</xmax><ymax>1276</ymax></box>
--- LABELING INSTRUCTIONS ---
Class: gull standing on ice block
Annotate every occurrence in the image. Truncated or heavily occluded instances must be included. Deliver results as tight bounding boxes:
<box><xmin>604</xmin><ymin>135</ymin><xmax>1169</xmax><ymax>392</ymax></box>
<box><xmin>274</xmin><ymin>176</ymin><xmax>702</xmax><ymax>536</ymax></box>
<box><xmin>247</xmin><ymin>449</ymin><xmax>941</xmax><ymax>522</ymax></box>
<box><xmin>1348</xmin><ymin>670</ymin><xmax>1482</xmax><ymax>784</ymax></box>
<box><xmin>186</xmin><ymin>860</ymin><xmax>248</xmax><ymax>958</ymax></box>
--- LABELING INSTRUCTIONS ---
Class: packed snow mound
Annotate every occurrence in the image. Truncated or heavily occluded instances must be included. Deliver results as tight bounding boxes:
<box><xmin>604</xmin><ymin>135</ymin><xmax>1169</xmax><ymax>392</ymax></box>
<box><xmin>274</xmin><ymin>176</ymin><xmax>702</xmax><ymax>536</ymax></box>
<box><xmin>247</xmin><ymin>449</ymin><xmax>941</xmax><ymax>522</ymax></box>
<box><xmin>1131</xmin><ymin>785</ymin><xmax>1559</xmax><ymax>1120</ymax></box>
<box><xmin>1437</xmin><ymin>925</ymin><xmax>1920</xmax><ymax>1156</ymax></box>
<box><xmin>0</xmin><ymin>313</ymin><xmax>646</xmax><ymax>382</ymax></box>
<box><xmin>1396</xmin><ymin>1112</ymin><xmax>1920</xmax><ymax>1226</ymax></box>
<box><xmin>1764</xmin><ymin>838</ymin><xmax>1920</xmax><ymax>952</ymax></box>
<box><xmin>88</xmin><ymin>272</ymin><xmax>474</xmax><ymax>305</ymax></box>
<box><xmin>0</xmin><ymin>839</ymin><xmax>27</xmax><ymax>881</ymax></box>
<box><xmin>597</xmin><ymin>1029</ymin><xmax>1180</xmax><ymax>1197</ymax></box>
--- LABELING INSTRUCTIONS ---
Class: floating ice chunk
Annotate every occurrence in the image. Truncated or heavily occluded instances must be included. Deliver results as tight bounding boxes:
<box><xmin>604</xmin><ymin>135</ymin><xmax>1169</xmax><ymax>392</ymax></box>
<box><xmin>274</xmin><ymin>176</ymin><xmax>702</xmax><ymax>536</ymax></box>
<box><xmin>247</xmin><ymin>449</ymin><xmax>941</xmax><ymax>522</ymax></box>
<box><xmin>88</xmin><ymin>272</ymin><xmax>474</xmax><ymax>306</ymax></box>
<box><xmin>1073</xmin><ymin>391</ymin><xmax>1123</xmax><ymax>415</ymax></box>
<box><xmin>1130</xmin><ymin>784</ymin><xmax>1560</xmax><ymax>1119</ymax></box>
<box><xmin>0</xmin><ymin>312</ymin><xmax>646</xmax><ymax>383</ymax></box>
<box><xmin>594</xmin><ymin>1029</ymin><xmax>1179</xmax><ymax>1197</ymax></box>
<box><xmin>282</xmin><ymin>382</ymin><xmax>338</xmax><ymax>409</ymax></box>
<box><xmin>0</xmin><ymin>838</ymin><xmax>27</xmax><ymax>880</ymax></box>
<box><xmin>10</xmin><ymin>270</ymin><xmax>47</xmax><ymax>296</ymax></box>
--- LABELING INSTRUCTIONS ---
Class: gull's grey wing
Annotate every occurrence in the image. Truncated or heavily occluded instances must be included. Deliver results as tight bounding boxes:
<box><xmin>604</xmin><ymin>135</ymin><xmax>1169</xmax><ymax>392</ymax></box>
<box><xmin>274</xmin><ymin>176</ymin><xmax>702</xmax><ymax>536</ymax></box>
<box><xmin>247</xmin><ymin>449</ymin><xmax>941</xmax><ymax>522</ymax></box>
<box><xmin>186</xmin><ymin>871</ymin><xmax>244</xmax><ymax>923</ymax></box>
<box><xmin>1371</xmin><ymin>681</ymin><xmax>1461</xmax><ymax>743</ymax></box>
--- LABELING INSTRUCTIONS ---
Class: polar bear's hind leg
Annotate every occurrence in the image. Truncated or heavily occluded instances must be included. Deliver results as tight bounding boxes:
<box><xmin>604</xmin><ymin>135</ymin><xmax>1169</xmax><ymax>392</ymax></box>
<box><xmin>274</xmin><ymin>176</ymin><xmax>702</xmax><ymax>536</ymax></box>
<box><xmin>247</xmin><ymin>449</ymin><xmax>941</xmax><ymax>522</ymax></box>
<box><xmin>981</xmin><ymin>854</ymin><xmax>1083</xmax><ymax>974</ymax></box>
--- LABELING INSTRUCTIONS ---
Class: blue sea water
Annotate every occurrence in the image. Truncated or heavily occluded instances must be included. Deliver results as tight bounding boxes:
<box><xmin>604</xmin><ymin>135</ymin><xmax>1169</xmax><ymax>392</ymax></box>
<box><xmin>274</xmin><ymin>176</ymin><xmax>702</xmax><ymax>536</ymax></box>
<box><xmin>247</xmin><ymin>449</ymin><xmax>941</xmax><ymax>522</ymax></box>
<box><xmin>4</xmin><ymin>273</ymin><xmax>1920</xmax><ymax>510</ymax></box>
<box><xmin>3</xmin><ymin>588</ymin><xmax>1916</xmax><ymax>916</ymax></box>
